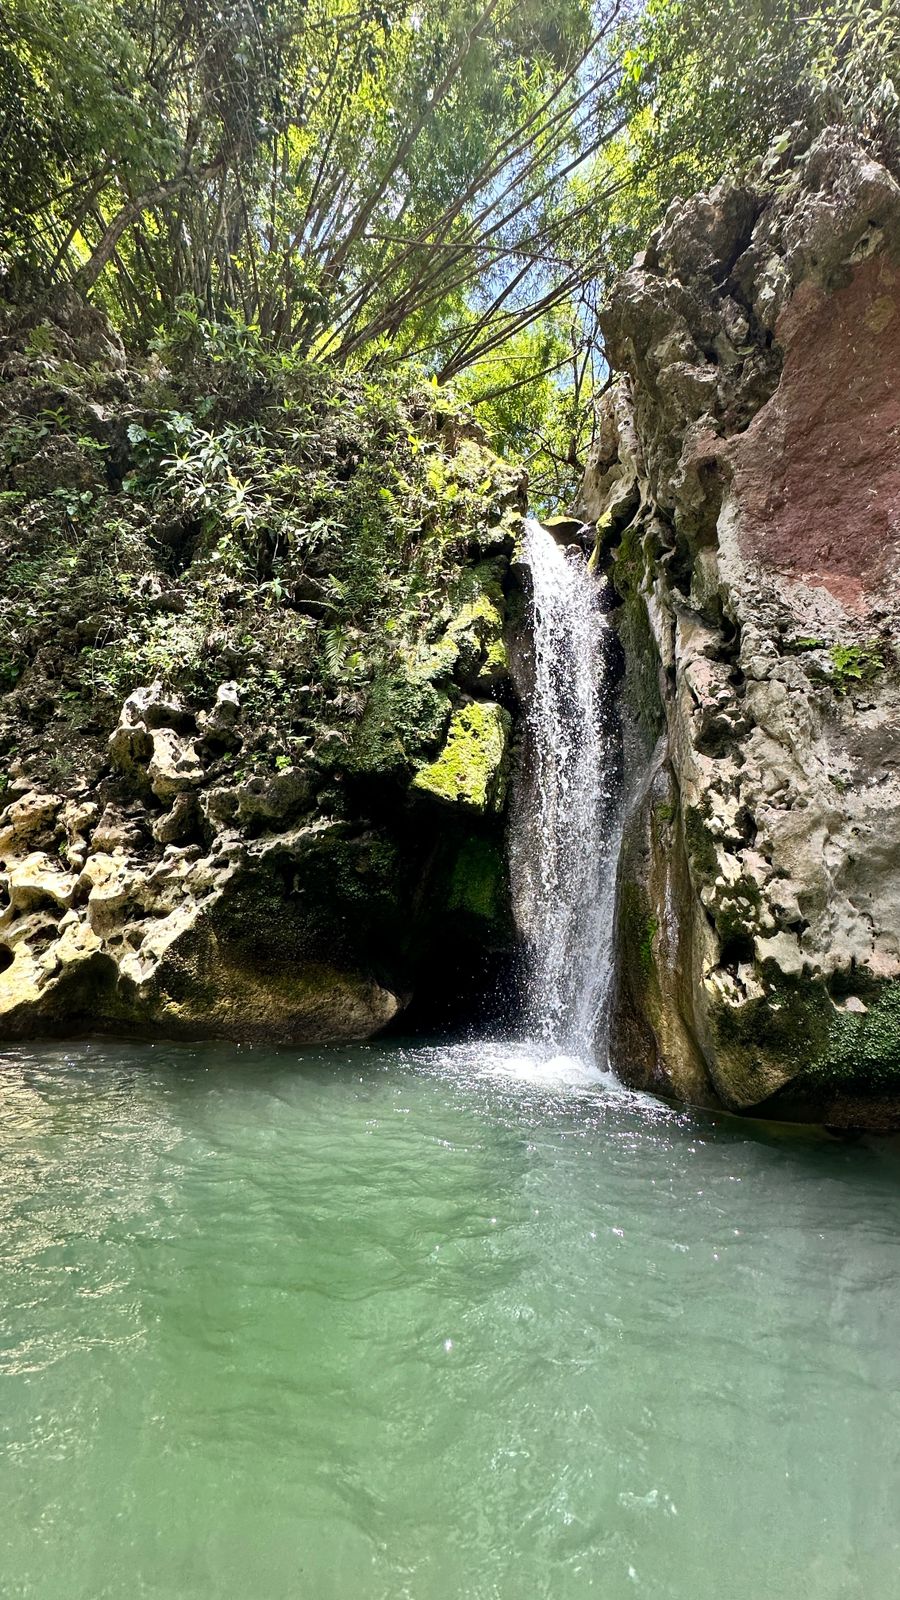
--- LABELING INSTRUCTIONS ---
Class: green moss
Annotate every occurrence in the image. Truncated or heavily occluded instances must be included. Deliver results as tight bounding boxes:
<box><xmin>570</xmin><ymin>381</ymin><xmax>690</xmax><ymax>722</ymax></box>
<box><xmin>315</xmin><ymin>833</ymin><xmax>400</xmax><ymax>908</ymax></box>
<box><xmin>713</xmin><ymin>876</ymin><xmax>762</xmax><ymax>942</ymax></box>
<box><xmin>411</xmin><ymin>700</ymin><xmax>510</xmax><ymax>813</ymax></box>
<box><xmin>447</xmin><ymin>837</ymin><xmax>506</xmax><ymax>924</ymax></box>
<box><xmin>348</xmin><ymin>674</ymin><xmax>450</xmax><ymax>777</ymax></box>
<box><xmin>588</xmin><ymin>508</ymin><xmax>615</xmax><ymax>573</ymax></box>
<box><xmin>711</xmin><ymin>976</ymin><xmax>834</xmax><ymax>1080</ymax></box>
<box><xmin>619</xmin><ymin>881</ymin><xmax>659</xmax><ymax>978</ymax></box>
<box><xmin>395</xmin><ymin>560</ymin><xmax>507</xmax><ymax>690</ymax></box>
<box><xmin>711</xmin><ymin>974</ymin><xmax>900</xmax><ymax>1098</ymax></box>
<box><xmin>639</xmin><ymin>914</ymin><xmax>659</xmax><ymax>974</ymax></box>
<box><xmin>445</xmin><ymin>561</ymin><xmax>507</xmax><ymax>685</ymax></box>
<box><xmin>403</xmin><ymin>633</ymin><xmax>460</xmax><ymax>683</ymax></box>
<box><xmin>481</xmin><ymin>637</ymin><xmax>508</xmax><ymax>678</ymax></box>
<box><xmin>539</xmin><ymin>515</ymin><xmax>582</xmax><ymax>539</ymax></box>
<box><xmin>612</xmin><ymin>520</ymin><xmax>647</xmax><ymax>591</ymax></box>
<box><xmin>611</xmin><ymin>522</ymin><xmax>665</xmax><ymax>744</ymax></box>
<box><xmin>683</xmin><ymin>799</ymin><xmax>718</xmax><ymax>879</ymax></box>
<box><xmin>812</xmin><ymin>982</ymin><xmax>900</xmax><ymax>1088</ymax></box>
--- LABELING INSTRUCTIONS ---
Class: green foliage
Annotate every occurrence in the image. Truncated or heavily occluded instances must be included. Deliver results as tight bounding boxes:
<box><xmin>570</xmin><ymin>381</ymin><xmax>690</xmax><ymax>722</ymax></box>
<box><xmin>809</xmin><ymin>0</ymin><xmax>900</xmax><ymax>155</ymax></box>
<box><xmin>1</xmin><ymin>0</ymin><xmax>612</xmax><ymax>378</ymax></box>
<box><xmin>605</xmin><ymin>0</ymin><xmax>900</xmax><ymax>274</ymax></box>
<box><xmin>829</xmin><ymin>642</ymin><xmax>885</xmax><ymax>693</ymax></box>
<box><xmin>0</xmin><ymin>318</ymin><xmax>516</xmax><ymax>795</ymax></box>
<box><xmin>455</xmin><ymin>313</ymin><xmax>600</xmax><ymax>510</ymax></box>
<box><xmin>615</xmin><ymin>0</ymin><xmax>811</xmax><ymax>220</ymax></box>
<box><xmin>790</xmin><ymin>636</ymin><xmax>828</xmax><ymax>651</ymax></box>
<box><xmin>2</xmin><ymin>0</ymin><xmax>898</xmax><ymax>532</ymax></box>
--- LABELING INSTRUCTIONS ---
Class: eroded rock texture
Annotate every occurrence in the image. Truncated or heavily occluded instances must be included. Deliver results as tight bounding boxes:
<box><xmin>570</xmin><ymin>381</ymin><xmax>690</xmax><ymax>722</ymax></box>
<box><xmin>0</xmin><ymin>668</ymin><xmax>517</xmax><ymax>1043</ymax></box>
<box><xmin>0</xmin><ymin>311</ymin><xmax>524</xmax><ymax>1043</ymax></box>
<box><xmin>580</xmin><ymin>127</ymin><xmax>900</xmax><ymax>1126</ymax></box>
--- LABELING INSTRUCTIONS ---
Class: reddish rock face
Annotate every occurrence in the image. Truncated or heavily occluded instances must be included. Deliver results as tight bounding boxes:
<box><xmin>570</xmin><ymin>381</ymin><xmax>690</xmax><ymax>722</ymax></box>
<box><xmin>587</xmin><ymin>130</ymin><xmax>900</xmax><ymax>1126</ymax></box>
<box><xmin>732</xmin><ymin>254</ymin><xmax>900</xmax><ymax>613</ymax></box>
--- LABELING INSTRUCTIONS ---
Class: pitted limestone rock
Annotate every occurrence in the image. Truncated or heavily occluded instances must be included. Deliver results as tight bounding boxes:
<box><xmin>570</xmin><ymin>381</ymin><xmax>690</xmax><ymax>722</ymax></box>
<box><xmin>589</xmin><ymin>128</ymin><xmax>900</xmax><ymax>1124</ymax></box>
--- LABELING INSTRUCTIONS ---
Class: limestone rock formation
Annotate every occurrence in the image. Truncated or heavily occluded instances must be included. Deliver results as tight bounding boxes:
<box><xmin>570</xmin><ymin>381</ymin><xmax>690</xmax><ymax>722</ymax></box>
<box><xmin>0</xmin><ymin>315</ymin><xmax>525</xmax><ymax>1043</ymax></box>
<box><xmin>0</xmin><ymin>667</ymin><xmax>517</xmax><ymax>1043</ymax></box>
<box><xmin>580</xmin><ymin>126</ymin><xmax>900</xmax><ymax>1126</ymax></box>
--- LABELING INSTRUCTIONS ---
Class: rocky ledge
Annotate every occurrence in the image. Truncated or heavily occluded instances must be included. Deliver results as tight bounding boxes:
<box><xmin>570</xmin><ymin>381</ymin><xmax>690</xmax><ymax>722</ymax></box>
<box><xmin>582</xmin><ymin>125</ymin><xmax>900</xmax><ymax>1127</ymax></box>
<box><xmin>0</xmin><ymin>312</ymin><xmax>525</xmax><ymax>1042</ymax></box>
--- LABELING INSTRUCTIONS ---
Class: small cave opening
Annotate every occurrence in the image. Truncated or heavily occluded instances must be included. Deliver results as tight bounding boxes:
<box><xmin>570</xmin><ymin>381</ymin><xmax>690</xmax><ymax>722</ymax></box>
<box><xmin>719</xmin><ymin>932</ymin><xmax>756</xmax><ymax>973</ymax></box>
<box><xmin>0</xmin><ymin>944</ymin><xmax>14</xmax><ymax>974</ymax></box>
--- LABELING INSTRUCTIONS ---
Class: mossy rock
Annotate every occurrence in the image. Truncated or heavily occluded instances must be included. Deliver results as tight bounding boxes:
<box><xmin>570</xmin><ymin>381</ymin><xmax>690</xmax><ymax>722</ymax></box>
<box><xmin>812</xmin><ymin>981</ymin><xmax>900</xmax><ymax>1090</ymax></box>
<box><xmin>410</xmin><ymin>560</ymin><xmax>508</xmax><ymax>690</ymax></box>
<box><xmin>446</xmin><ymin>561</ymin><xmax>508</xmax><ymax>687</ymax></box>
<box><xmin>154</xmin><ymin>949</ymin><xmax>401</xmax><ymax>1044</ymax></box>
<box><xmin>683</xmin><ymin>798</ymin><xmax>719</xmax><ymax>880</ymax></box>
<box><xmin>347</xmin><ymin>672</ymin><xmax>450</xmax><ymax>778</ymax></box>
<box><xmin>709</xmin><ymin>977</ymin><xmax>833</xmax><ymax>1100</ymax></box>
<box><xmin>447</xmin><ymin>836</ymin><xmax>508</xmax><ymax>926</ymax></box>
<box><xmin>609</xmin><ymin>757</ymin><xmax>714</xmax><ymax>1105</ymax></box>
<box><xmin>610</xmin><ymin>523</ymin><xmax>665</xmax><ymax>745</ymax></box>
<box><xmin>706</xmin><ymin>967</ymin><xmax>900</xmax><ymax>1106</ymax></box>
<box><xmin>411</xmin><ymin>700</ymin><xmax>510</xmax><ymax>813</ymax></box>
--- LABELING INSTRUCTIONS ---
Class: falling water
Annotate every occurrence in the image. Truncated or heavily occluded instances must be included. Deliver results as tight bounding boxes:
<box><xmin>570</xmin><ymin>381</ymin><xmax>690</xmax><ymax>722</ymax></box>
<box><xmin>511</xmin><ymin>518</ymin><xmax>618</xmax><ymax>1056</ymax></box>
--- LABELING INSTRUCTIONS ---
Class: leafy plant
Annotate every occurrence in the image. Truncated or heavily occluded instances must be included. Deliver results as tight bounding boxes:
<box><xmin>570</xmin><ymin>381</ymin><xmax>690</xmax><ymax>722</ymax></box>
<box><xmin>829</xmin><ymin>642</ymin><xmax>885</xmax><ymax>692</ymax></box>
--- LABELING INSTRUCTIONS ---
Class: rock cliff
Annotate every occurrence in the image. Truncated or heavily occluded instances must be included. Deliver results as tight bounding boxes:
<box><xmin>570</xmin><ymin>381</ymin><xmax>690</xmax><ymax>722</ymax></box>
<box><xmin>581</xmin><ymin>126</ymin><xmax>900</xmax><ymax>1127</ymax></box>
<box><xmin>0</xmin><ymin>306</ymin><xmax>524</xmax><ymax>1042</ymax></box>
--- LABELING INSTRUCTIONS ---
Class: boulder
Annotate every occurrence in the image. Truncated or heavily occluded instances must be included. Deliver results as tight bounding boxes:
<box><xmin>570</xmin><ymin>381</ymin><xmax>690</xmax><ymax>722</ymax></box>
<box><xmin>0</xmin><ymin>792</ymin><xmax>62</xmax><ymax>857</ymax></box>
<box><xmin>234</xmin><ymin>767</ymin><xmax>313</xmax><ymax>830</ymax></box>
<box><xmin>109</xmin><ymin>682</ymin><xmax>203</xmax><ymax>798</ymax></box>
<box><xmin>147</xmin><ymin>728</ymin><xmax>204</xmax><ymax>801</ymax></box>
<box><xmin>4</xmin><ymin>853</ymin><xmax>75</xmax><ymax>915</ymax></box>
<box><xmin>412</xmin><ymin>701</ymin><xmax>511</xmax><ymax>814</ymax></box>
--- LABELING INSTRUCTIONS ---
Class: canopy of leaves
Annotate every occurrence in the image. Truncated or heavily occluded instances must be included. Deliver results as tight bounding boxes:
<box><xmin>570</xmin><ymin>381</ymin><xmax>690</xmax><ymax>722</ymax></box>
<box><xmin>1</xmin><ymin>0</ymin><xmax>898</xmax><ymax>506</ymax></box>
<box><xmin>1</xmin><ymin>0</ymin><xmax>630</xmax><ymax>370</ymax></box>
<box><xmin>604</xmin><ymin>0</ymin><xmax>900</xmax><ymax>272</ymax></box>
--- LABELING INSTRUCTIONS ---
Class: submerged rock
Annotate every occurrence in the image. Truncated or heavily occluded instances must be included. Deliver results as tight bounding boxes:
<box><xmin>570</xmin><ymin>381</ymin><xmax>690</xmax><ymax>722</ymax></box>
<box><xmin>583</xmin><ymin>127</ymin><xmax>900</xmax><ymax>1127</ymax></box>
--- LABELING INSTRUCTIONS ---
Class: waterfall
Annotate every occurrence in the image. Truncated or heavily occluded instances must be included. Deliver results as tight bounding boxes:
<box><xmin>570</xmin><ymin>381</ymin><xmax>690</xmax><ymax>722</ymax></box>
<box><xmin>510</xmin><ymin>518</ymin><xmax>618</xmax><ymax>1059</ymax></box>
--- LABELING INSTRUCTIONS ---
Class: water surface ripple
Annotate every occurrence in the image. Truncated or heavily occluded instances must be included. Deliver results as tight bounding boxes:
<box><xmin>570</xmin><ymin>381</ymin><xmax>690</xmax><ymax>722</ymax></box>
<box><xmin>1</xmin><ymin>1039</ymin><xmax>899</xmax><ymax>1599</ymax></box>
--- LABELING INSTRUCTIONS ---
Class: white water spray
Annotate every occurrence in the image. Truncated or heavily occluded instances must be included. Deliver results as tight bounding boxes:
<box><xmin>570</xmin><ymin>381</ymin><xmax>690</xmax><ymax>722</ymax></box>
<box><xmin>510</xmin><ymin>518</ymin><xmax>618</xmax><ymax>1058</ymax></box>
